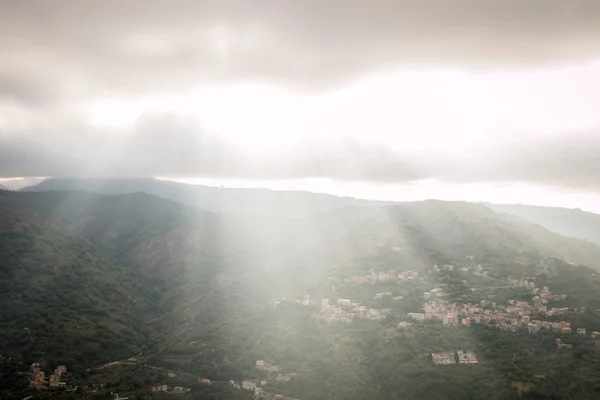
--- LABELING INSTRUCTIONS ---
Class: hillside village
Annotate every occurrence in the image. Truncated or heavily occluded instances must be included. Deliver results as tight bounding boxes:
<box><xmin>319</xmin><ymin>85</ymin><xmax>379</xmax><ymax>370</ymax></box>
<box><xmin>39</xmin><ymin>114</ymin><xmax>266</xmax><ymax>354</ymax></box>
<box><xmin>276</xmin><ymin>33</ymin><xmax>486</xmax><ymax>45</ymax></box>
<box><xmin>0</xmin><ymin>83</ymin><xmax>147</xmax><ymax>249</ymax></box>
<box><xmin>228</xmin><ymin>360</ymin><xmax>300</xmax><ymax>400</ymax></box>
<box><xmin>431</xmin><ymin>350</ymin><xmax>478</xmax><ymax>365</ymax></box>
<box><xmin>405</xmin><ymin>267</ymin><xmax>599</xmax><ymax>349</ymax></box>
<box><xmin>14</xmin><ymin>252</ymin><xmax>600</xmax><ymax>399</ymax></box>
<box><xmin>275</xmin><ymin>259</ymin><xmax>600</xmax><ymax>366</ymax></box>
<box><xmin>29</xmin><ymin>363</ymin><xmax>70</xmax><ymax>390</ymax></box>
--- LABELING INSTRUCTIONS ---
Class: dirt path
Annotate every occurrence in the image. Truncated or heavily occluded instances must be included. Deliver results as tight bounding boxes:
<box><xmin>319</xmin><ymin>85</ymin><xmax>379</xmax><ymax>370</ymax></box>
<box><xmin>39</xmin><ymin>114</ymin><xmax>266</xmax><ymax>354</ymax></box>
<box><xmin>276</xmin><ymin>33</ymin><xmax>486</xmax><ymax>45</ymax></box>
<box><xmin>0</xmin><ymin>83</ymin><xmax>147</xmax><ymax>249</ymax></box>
<box><xmin>95</xmin><ymin>350</ymin><xmax>144</xmax><ymax>370</ymax></box>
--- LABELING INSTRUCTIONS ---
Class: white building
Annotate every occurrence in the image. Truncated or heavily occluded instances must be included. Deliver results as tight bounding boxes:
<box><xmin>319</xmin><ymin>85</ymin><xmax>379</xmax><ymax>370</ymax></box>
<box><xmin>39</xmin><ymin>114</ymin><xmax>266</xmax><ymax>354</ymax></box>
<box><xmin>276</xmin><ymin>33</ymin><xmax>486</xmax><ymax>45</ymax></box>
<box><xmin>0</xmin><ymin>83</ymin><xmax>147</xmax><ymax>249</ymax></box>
<box><xmin>337</xmin><ymin>298</ymin><xmax>352</xmax><ymax>307</ymax></box>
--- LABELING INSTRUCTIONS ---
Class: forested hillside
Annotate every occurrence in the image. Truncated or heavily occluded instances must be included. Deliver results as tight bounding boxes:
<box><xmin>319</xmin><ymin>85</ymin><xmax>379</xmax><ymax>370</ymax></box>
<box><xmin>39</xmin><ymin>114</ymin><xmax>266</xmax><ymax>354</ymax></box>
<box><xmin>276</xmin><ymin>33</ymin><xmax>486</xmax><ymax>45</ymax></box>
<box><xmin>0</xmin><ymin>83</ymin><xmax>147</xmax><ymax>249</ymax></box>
<box><xmin>0</xmin><ymin>198</ymin><xmax>158</xmax><ymax>372</ymax></box>
<box><xmin>3</xmin><ymin>191</ymin><xmax>600</xmax><ymax>399</ymax></box>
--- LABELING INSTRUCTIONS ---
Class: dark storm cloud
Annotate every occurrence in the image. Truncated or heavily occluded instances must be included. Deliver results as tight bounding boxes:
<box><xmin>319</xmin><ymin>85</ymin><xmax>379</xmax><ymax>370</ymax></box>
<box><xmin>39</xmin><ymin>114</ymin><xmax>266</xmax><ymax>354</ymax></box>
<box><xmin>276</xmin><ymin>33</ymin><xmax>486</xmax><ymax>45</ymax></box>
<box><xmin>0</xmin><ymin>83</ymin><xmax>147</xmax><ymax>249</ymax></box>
<box><xmin>2</xmin><ymin>0</ymin><xmax>600</xmax><ymax>105</ymax></box>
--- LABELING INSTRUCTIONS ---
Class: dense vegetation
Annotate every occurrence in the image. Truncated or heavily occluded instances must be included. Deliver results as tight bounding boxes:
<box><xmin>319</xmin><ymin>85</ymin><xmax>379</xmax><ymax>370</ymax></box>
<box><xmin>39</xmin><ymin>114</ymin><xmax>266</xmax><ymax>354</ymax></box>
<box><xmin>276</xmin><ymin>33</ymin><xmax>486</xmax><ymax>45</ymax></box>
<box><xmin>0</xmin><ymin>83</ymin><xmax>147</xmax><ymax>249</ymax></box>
<box><xmin>3</xmin><ymin>190</ymin><xmax>600</xmax><ymax>399</ymax></box>
<box><xmin>0</xmin><ymin>205</ymin><xmax>158</xmax><ymax>370</ymax></box>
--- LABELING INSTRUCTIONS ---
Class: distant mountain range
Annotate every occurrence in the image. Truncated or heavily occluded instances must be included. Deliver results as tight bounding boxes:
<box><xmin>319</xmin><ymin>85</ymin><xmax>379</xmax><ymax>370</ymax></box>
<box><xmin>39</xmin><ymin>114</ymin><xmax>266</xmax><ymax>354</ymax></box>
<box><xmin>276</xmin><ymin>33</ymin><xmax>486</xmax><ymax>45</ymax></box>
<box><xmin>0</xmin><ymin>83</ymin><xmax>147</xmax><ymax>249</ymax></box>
<box><xmin>487</xmin><ymin>203</ymin><xmax>600</xmax><ymax>245</ymax></box>
<box><xmin>22</xmin><ymin>177</ymin><xmax>387</xmax><ymax>218</ymax></box>
<box><xmin>22</xmin><ymin>178</ymin><xmax>600</xmax><ymax>245</ymax></box>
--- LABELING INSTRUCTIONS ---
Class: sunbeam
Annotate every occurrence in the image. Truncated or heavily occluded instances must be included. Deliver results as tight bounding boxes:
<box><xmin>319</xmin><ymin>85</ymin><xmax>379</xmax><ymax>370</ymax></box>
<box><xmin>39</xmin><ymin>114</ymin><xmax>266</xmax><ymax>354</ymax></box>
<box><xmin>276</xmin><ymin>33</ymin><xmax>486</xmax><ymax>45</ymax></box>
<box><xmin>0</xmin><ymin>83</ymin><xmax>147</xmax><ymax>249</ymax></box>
<box><xmin>3</xmin><ymin>1</ymin><xmax>600</xmax><ymax>399</ymax></box>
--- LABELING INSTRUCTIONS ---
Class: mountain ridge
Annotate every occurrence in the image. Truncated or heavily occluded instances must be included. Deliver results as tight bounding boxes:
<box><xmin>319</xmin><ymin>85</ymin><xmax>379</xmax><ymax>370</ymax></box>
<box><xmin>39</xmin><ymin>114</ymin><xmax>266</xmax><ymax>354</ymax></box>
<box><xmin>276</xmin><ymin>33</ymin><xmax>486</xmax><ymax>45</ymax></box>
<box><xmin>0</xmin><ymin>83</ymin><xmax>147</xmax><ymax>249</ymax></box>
<box><xmin>22</xmin><ymin>179</ymin><xmax>600</xmax><ymax>248</ymax></box>
<box><xmin>487</xmin><ymin>203</ymin><xmax>600</xmax><ymax>245</ymax></box>
<box><xmin>21</xmin><ymin>177</ymin><xmax>390</xmax><ymax>218</ymax></box>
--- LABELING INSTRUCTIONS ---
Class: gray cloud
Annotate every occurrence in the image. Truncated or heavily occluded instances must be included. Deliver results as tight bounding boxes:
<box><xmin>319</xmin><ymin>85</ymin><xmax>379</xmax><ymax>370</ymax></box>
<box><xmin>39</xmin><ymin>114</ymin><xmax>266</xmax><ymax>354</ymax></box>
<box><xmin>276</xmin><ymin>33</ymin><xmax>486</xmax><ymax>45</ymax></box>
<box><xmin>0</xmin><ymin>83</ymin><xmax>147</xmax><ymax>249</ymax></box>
<box><xmin>2</xmin><ymin>0</ymin><xmax>600</xmax><ymax>106</ymax></box>
<box><xmin>453</xmin><ymin>132</ymin><xmax>600</xmax><ymax>188</ymax></box>
<box><xmin>1</xmin><ymin>112</ymin><xmax>599</xmax><ymax>189</ymax></box>
<box><xmin>0</xmin><ymin>74</ymin><xmax>61</xmax><ymax>107</ymax></box>
<box><xmin>0</xmin><ymin>113</ymin><xmax>421</xmax><ymax>180</ymax></box>
<box><xmin>2</xmin><ymin>1</ymin><xmax>600</xmax><ymax>190</ymax></box>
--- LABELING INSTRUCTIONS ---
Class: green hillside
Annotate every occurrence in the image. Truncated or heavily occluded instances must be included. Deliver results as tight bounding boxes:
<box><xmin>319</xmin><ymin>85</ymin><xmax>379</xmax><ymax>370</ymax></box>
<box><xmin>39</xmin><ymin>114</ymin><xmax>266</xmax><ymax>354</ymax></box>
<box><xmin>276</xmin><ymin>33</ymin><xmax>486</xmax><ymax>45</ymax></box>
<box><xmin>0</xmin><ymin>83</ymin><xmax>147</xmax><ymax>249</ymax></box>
<box><xmin>307</xmin><ymin>201</ymin><xmax>600</xmax><ymax>269</ymax></box>
<box><xmin>0</xmin><ymin>200</ymin><xmax>158</xmax><ymax>373</ymax></box>
<box><xmin>4</xmin><ymin>191</ymin><xmax>600</xmax><ymax>399</ymax></box>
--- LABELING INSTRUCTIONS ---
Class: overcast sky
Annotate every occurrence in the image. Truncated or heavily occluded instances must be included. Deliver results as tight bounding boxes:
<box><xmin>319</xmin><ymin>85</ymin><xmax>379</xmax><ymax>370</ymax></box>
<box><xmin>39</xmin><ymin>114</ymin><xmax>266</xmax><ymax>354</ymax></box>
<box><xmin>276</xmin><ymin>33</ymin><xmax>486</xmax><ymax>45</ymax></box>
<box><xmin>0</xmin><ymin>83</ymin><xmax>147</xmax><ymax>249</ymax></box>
<box><xmin>2</xmin><ymin>1</ymin><xmax>600</xmax><ymax>210</ymax></box>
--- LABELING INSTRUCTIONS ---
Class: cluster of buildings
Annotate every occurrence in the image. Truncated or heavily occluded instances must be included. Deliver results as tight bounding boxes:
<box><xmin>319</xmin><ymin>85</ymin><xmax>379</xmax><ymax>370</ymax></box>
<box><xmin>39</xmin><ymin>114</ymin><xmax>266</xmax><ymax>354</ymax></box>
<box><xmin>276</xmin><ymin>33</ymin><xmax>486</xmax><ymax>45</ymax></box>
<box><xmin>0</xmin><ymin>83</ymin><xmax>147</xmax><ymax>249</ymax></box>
<box><xmin>408</xmin><ymin>298</ymin><xmax>461</xmax><ymax>325</ymax></box>
<box><xmin>229</xmin><ymin>359</ymin><xmax>300</xmax><ymax>399</ymax></box>
<box><xmin>318</xmin><ymin>298</ymin><xmax>391</xmax><ymax>323</ymax></box>
<box><xmin>507</xmin><ymin>278</ymin><xmax>536</xmax><ymax>289</ymax></box>
<box><xmin>424</xmin><ymin>287</ymin><xmax>445</xmax><ymax>299</ymax></box>
<box><xmin>431</xmin><ymin>350</ymin><xmax>478</xmax><ymax>365</ymax></box>
<box><xmin>526</xmin><ymin>320</ymin><xmax>599</xmax><ymax>341</ymax></box>
<box><xmin>397</xmin><ymin>321</ymin><xmax>413</xmax><ymax>329</ymax></box>
<box><xmin>457</xmin><ymin>351</ymin><xmax>478</xmax><ymax>364</ymax></box>
<box><xmin>411</xmin><ymin>276</ymin><xmax>588</xmax><ymax>337</ymax></box>
<box><xmin>556</xmin><ymin>338</ymin><xmax>574</xmax><ymax>349</ymax></box>
<box><xmin>274</xmin><ymin>372</ymin><xmax>298</xmax><ymax>383</ymax></box>
<box><xmin>328</xmin><ymin>269</ymin><xmax>419</xmax><ymax>285</ymax></box>
<box><xmin>151</xmin><ymin>384</ymin><xmax>191</xmax><ymax>393</ymax></box>
<box><xmin>374</xmin><ymin>292</ymin><xmax>403</xmax><ymax>300</ymax></box>
<box><xmin>472</xmin><ymin>265</ymin><xmax>485</xmax><ymax>275</ymax></box>
<box><xmin>407</xmin><ymin>280</ymin><xmax>597</xmax><ymax>343</ymax></box>
<box><xmin>29</xmin><ymin>363</ymin><xmax>68</xmax><ymax>389</ymax></box>
<box><xmin>230</xmin><ymin>375</ymin><xmax>299</xmax><ymax>399</ymax></box>
<box><xmin>273</xmin><ymin>295</ymin><xmax>316</xmax><ymax>307</ymax></box>
<box><xmin>429</xmin><ymin>264</ymin><xmax>486</xmax><ymax>276</ymax></box>
<box><xmin>229</xmin><ymin>377</ymin><xmax>267</xmax><ymax>395</ymax></box>
<box><xmin>508</xmin><ymin>279</ymin><xmax>568</xmax><ymax>302</ymax></box>
<box><xmin>431</xmin><ymin>351</ymin><xmax>456</xmax><ymax>365</ymax></box>
<box><xmin>256</xmin><ymin>360</ymin><xmax>280</xmax><ymax>373</ymax></box>
<box><xmin>430</xmin><ymin>265</ymin><xmax>454</xmax><ymax>274</ymax></box>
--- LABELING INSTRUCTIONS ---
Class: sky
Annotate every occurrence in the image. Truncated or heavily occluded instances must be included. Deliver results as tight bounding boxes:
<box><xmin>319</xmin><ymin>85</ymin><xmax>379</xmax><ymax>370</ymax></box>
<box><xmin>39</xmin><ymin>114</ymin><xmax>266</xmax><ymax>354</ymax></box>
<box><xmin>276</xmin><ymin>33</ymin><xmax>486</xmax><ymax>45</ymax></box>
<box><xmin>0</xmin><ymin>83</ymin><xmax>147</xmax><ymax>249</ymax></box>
<box><xmin>2</xmin><ymin>1</ymin><xmax>600</xmax><ymax>211</ymax></box>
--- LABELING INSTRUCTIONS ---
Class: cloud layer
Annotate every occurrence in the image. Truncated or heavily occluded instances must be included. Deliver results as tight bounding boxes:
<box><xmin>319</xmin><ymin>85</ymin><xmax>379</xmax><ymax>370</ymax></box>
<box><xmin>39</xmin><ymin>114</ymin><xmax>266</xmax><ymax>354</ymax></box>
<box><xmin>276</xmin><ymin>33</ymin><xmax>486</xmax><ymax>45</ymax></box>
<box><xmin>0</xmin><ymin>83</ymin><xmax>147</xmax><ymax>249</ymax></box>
<box><xmin>1</xmin><ymin>111</ymin><xmax>599</xmax><ymax>189</ymax></box>
<box><xmin>1</xmin><ymin>1</ymin><xmax>600</xmax><ymax>190</ymax></box>
<box><xmin>0</xmin><ymin>113</ymin><xmax>419</xmax><ymax>180</ymax></box>
<box><xmin>3</xmin><ymin>0</ymin><xmax>600</xmax><ymax>106</ymax></box>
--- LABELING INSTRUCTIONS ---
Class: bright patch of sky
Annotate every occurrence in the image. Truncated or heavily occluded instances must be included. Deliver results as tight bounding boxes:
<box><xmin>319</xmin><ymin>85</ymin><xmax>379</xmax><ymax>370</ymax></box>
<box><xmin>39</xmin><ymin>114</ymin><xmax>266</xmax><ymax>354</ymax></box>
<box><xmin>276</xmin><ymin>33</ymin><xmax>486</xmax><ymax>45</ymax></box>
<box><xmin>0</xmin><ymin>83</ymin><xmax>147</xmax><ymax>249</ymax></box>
<box><xmin>85</xmin><ymin>59</ymin><xmax>600</xmax><ymax>154</ymax></box>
